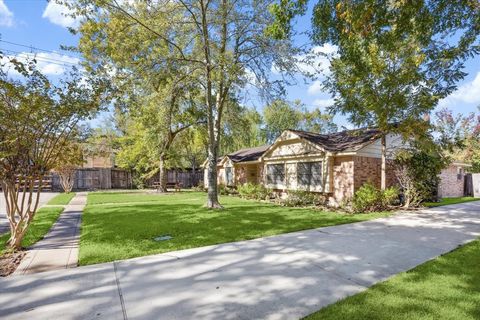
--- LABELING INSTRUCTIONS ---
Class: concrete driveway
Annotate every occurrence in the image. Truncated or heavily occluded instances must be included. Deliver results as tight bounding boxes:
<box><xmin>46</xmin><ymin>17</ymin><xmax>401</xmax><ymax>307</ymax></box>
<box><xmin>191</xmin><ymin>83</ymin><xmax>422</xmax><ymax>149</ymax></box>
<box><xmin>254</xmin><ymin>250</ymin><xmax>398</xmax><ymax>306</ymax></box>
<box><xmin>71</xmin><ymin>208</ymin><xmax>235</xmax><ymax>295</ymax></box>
<box><xmin>0</xmin><ymin>192</ymin><xmax>59</xmax><ymax>234</ymax></box>
<box><xmin>1</xmin><ymin>201</ymin><xmax>479</xmax><ymax>320</ymax></box>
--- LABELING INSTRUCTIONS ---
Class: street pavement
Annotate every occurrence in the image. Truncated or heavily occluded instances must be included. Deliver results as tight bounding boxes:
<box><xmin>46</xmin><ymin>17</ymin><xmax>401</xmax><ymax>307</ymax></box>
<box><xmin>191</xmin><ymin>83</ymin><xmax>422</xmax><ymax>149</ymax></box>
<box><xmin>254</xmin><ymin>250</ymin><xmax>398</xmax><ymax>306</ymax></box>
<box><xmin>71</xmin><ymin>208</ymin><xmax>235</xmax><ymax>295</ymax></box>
<box><xmin>1</xmin><ymin>201</ymin><xmax>479</xmax><ymax>320</ymax></box>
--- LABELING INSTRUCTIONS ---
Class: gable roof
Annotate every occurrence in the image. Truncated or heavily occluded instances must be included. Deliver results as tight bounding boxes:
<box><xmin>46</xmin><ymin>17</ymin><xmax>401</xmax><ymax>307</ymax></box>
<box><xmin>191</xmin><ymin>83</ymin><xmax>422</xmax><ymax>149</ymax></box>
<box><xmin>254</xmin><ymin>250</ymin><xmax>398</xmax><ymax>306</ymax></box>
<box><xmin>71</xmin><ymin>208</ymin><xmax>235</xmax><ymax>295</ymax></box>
<box><xmin>287</xmin><ymin>128</ymin><xmax>383</xmax><ymax>152</ymax></box>
<box><xmin>225</xmin><ymin>145</ymin><xmax>270</xmax><ymax>163</ymax></box>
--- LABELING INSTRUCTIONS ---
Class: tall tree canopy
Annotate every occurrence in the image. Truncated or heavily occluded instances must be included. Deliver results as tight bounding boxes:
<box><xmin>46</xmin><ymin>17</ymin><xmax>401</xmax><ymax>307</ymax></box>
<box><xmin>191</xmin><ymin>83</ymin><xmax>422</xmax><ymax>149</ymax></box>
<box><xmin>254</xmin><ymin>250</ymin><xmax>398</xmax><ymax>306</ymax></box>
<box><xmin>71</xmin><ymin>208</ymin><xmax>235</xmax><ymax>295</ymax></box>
<box><xmin>264</xmin><ymin>99</ymin><xmax>337</xmax><ymax>143</ymax></box>
<box><xmin>271</xmin><ymin>0</ymin><xmax>480</xmax><ymax>189</ymax></box>
<box><xmin>68</xmin><ymin>0</ymin><xmax>300</xmax><ymax>208</ymax></box>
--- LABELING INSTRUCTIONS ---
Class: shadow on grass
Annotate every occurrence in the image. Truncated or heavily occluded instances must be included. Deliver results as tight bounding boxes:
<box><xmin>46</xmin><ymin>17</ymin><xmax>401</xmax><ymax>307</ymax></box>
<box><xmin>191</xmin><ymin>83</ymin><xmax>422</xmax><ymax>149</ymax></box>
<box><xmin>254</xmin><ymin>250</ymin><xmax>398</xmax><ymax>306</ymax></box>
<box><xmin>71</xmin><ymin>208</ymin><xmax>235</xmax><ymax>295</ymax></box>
<box><xmin>79</xmin><ymin>199</ymin><xmax>389</xmax><ymax>265</ymax></box>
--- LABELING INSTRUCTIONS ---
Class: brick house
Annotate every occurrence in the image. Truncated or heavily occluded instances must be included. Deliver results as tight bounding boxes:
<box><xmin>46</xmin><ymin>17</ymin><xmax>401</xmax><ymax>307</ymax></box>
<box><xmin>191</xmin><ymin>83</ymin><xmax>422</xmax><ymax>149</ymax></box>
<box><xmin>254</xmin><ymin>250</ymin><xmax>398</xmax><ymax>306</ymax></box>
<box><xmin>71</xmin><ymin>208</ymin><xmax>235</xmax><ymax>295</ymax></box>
<box><xmin>205</xmin><ymin>127</ymin><xmax>404</xmax><ymax>206</ymax></box>
<box><xmin>437</xmin><ymin>162</ymin><xmax>472</xmax><ymax>198</ymax></box>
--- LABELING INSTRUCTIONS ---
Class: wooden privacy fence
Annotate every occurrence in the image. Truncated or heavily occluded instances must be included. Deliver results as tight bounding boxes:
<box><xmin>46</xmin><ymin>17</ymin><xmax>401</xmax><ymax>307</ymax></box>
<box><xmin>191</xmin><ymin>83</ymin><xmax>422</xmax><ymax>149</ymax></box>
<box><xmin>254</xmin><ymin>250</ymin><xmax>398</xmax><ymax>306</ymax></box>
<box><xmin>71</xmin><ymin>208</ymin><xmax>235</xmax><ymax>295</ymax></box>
<box><xmin>146</xmin><ymin>169</ymin><xmax>203</xmax><ymax>188</ymax></box>
<box><xmin>51</xmin><ymin>168</ymin><xmax>132</xmax><ymax>191</ymax></box>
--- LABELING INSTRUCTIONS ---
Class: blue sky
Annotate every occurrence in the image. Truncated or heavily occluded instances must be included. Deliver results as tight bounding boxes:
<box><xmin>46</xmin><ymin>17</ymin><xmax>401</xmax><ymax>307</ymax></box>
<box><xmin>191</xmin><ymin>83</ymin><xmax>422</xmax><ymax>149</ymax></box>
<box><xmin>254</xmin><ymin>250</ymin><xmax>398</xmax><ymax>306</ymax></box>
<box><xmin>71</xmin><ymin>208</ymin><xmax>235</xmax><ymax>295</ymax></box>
<box><xmin>1</xmin><ymin>0</ymin><xmax>479</xmax><ymax>129</ymax></box>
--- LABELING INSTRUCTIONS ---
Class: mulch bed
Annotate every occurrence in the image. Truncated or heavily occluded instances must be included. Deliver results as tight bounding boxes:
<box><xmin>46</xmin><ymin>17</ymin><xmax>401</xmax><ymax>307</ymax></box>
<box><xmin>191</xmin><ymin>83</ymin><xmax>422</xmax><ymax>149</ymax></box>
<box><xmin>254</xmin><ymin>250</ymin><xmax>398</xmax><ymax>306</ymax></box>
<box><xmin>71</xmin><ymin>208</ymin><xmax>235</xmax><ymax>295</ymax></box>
<box><xmin>0</xmin><ymin>251</ymin><xmax>25</xmax><ymax>277</ymax></box>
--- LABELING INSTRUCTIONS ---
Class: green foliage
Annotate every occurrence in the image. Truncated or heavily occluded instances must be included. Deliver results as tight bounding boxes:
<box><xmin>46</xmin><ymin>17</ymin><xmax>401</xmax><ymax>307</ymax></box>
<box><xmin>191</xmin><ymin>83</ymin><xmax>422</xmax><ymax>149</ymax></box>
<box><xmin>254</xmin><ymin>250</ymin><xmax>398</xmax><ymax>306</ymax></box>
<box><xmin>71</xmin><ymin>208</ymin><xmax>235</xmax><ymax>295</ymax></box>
<box><xmin>237</xmin><ymin>183</ymin><xmax>272</xmax><ymax>200</ymax></box>
<box><xmin>434</xmin><ymin>107</ymin><xmax>480</xmax><ymax>171</ymax></box>
<box><xmin>394</xmin><ymin>148</ymin><xmax>447</xmax><ymax>205</ymax></box>
<box><xmin>352</xmin><ymin>182</ymin><xmax>399</xmax><ymax>213</ymax></box>
<box><xmin>220</xmin><ymin>104</ymin><xmax>266</xmax><ymax>155</ymax></box>
<box><xmin>268</xmin><ymin>0</ymin><xmax>480</xmax><ymax>152</ymax></box>
<box><xmin>263</xmin><ymin>99</ymin><xmax>337</xmax><ymax>143</ymax></box>
<box><xmin>281</xmin><ymin>190</ymin><xmax>327</xmax><ymax>207</ymax></box>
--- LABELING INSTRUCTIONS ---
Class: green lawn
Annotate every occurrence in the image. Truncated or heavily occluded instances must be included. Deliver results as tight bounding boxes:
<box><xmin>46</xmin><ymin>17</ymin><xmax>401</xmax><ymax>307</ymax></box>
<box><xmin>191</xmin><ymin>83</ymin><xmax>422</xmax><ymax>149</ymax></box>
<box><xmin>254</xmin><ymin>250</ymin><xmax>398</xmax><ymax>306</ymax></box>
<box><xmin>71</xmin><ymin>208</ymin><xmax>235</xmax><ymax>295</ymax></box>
<box><xmin>424</xmin><ymin>197</ymin><xmax>479</xmax><ymax>208</ymax></box>
<box><xmin>47</xmin><ymin>192</ymin><xmax>76</xmax><ymax>205</ymax></box>
<box><xmin>0</xmin><ymin>207</ymin><xmax>64</xmax><ymax>255</ymax></box>
<box><xmin>80</xmin><ymin>192</ymin><xmax>392</xmax><ymax>265</ymax></box>
<box><xmin>305</xmin><ymin>238</ymin><xmax>480</xmax><ymax>320</ymax></box>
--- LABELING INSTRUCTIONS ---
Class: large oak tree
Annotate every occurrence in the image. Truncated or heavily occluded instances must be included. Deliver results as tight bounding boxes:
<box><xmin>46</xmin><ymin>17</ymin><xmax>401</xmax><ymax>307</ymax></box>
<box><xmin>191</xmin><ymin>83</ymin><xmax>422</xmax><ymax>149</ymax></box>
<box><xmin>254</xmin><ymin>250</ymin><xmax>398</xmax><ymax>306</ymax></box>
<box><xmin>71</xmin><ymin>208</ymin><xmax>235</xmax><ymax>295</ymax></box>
<box><xmin>68</xmin><ymin>0</ymin><xmax>299</xmax><ymax>207</ymax></box>
<box><xmin>271</xmin><ymin>0</ymin><xmax>480</xmax><ymax>189</ymax></box>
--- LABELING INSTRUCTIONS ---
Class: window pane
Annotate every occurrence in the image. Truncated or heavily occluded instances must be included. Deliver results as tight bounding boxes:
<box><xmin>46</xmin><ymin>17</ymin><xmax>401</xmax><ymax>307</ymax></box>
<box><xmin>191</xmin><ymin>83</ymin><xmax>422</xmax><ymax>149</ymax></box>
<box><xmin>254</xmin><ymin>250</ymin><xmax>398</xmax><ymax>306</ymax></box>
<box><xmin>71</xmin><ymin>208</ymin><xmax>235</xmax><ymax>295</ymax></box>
<box><xmin>297</xmin><ymin>162</ymin><xmax>322</xmax><ymax>188</ymax></box>
<box><xmin>267</xmin><ymin>164</ymin><xmax>285</xmax><ymax>185</ymax></box>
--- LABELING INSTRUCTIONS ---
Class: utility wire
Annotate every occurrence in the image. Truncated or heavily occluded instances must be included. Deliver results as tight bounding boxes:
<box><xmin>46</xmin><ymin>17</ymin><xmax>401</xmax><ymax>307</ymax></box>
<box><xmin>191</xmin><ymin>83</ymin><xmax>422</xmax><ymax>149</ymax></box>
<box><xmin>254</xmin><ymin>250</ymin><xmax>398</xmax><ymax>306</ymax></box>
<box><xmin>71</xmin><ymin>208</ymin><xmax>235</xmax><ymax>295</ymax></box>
<box><xmin>0</xmin><ymin>39</ymin><xmax>83</xmax><ymax>62</ymax></box>
<box><xmin>1</xmin><ymin>48</ymin><xmax>80</xmax><ymax>67</ymax></box>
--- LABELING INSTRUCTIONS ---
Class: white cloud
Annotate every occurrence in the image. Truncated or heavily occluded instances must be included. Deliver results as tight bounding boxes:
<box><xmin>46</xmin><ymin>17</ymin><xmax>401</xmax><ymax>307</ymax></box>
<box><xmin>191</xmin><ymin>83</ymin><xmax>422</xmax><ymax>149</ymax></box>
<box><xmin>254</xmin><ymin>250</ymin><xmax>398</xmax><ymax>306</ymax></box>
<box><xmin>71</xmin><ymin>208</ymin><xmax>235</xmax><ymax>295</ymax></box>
<box><xmin>2</xmin><ymin>51</ymin><xmax>80</xmax><ymax>76</ymax></box>
<box><xmin>312</xmin><ymin>98</ymin><xmax>334</xmax><ymax>109</ymax></box>
<box><xmin>307</xmin><ymin>80</ymin><xmax>323</xmax><ymax>95</ymax></box>
<box><xmin>438</xmin><ymin>72</ymin><xmax>480</xmax><ymax>109</ymax></box>
<box><xmin>0</xmin><ymin>0</ymin><xmax>14</xmax><ymax>27</ymax></box>
<box><xmin>296</xmin><ymin>43</ymin><xmax>338</xmax><ymax>75</ymax></box>
<box><xmin>42</xmin><ymin>1</ymin><xmax>79</xmax><ymax>28</ymax></box>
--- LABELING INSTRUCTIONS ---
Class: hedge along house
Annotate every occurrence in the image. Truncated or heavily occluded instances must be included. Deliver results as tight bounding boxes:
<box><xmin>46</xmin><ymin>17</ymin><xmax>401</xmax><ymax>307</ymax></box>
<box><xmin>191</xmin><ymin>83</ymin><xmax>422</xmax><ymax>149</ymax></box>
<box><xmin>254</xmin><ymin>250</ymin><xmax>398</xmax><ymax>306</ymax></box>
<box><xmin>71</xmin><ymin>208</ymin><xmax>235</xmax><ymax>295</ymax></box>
<box><xmin>204</xmin><ymin>127</ymin><xmax>405</xmax><ymax>205</ymax></box>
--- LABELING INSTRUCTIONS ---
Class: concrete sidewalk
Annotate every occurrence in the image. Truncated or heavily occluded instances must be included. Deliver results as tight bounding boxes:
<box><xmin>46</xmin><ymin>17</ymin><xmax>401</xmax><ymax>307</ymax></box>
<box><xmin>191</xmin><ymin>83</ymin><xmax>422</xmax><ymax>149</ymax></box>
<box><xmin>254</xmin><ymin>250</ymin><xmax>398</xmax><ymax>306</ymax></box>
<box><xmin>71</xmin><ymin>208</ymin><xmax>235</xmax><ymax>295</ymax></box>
<box><xmin>1</xmin><ymin>201</ymin><xmax>479</xmax><ymax>320</ymax></box>
<box><xmin>13</xmin><ymin>192</ymin><xmax>86</xmax><ymax>275</ymax></box>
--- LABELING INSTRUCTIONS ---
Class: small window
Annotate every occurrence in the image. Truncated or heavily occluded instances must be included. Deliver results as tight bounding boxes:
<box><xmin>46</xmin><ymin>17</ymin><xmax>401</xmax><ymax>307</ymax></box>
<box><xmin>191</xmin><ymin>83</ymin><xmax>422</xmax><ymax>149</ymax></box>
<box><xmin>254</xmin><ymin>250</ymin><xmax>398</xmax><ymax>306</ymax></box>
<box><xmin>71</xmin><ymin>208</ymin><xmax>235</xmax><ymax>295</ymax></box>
<box><xmin>297</xmin><ymin>162</ymin><xmax>323</xmax><ymax>188</ymax></box>
<box><xmin>457</xmin><ymin>167</ymin><xmax>464</xmax><ymax>180</ymax></box>
<box><xmin>266</xmin><ymin>164</ymin><xmax>285</xmax><ymax>185</ymax></box>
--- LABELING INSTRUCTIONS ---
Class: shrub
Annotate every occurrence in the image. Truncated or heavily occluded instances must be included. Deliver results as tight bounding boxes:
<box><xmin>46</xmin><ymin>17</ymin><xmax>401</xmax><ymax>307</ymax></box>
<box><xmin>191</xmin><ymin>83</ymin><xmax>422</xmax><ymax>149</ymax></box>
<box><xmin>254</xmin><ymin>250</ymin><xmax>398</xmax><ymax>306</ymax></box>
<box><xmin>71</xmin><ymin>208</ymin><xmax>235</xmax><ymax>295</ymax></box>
<box><xmin>352</xmin><ymin>182</ymin><xmax>381</xmax><ymax>213</ymax></box>
<box><xmin>237</xmin><ymin>183</ymin><xmax>271</xmax><ymax>200</ymax></box>
<box><xmin>382</xmin><ymin>186</ymin><xmax>400</xmax><ymax>207</ymax></box>
<box><xmin>192</xmin><ymin>185</ymin><xmax>206</xmax><ymax>192</ymax></box>
<box><xmin>281</xmin><ymin>190</ymin><xmax>327</xmax><ymax>207</ymax></box>
<box><xmin>352</xmin><ymin>182</ymin><xmax>399</xmax><ymax>213</ymax></box>
<box><xmin>394</xmin><ymin>148</ymin><xmax>446</xmax><ymax>207</ymax></box>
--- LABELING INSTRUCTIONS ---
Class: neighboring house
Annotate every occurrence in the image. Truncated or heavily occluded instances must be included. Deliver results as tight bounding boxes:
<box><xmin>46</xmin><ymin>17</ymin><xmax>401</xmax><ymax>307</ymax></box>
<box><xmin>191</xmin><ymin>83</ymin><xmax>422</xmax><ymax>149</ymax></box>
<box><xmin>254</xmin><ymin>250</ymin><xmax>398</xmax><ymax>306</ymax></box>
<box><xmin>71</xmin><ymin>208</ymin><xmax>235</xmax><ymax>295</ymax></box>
<box><xmin>438</xmin><ymin>162</ymin><xmax>472</xmax><ymax>198</ymax></box>
<box><xmin>204</xmin><ymin>128</ymin><xmax>405</xmax><ymax>206</ymax></box>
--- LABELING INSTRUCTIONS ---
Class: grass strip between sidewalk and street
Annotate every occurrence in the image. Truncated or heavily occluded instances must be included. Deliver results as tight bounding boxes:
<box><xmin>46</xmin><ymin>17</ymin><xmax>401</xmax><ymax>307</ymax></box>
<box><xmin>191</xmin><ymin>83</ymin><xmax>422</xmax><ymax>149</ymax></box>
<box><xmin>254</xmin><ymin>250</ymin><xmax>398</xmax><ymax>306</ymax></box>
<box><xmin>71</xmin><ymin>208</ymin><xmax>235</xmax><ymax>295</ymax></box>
<box><xmin>304</xmin><ymin>238</ymin><xmax>480</xmax><ymax>320</ymax></box>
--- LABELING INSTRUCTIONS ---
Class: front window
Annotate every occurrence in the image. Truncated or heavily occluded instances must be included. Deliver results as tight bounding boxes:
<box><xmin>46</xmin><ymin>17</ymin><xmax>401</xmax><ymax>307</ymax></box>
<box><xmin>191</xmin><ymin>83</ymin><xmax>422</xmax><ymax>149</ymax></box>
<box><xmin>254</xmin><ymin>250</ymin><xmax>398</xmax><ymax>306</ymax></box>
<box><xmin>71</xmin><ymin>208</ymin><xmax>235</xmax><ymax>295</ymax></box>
<box><xmin>297</xmin><ymin>162</ymin><xmax>322</xmax><ymax>188</ymax></box>
<box><xmin>266</xmin><ymin>164</ymin><xmax>285</xmax><ymax>185</ymax></box>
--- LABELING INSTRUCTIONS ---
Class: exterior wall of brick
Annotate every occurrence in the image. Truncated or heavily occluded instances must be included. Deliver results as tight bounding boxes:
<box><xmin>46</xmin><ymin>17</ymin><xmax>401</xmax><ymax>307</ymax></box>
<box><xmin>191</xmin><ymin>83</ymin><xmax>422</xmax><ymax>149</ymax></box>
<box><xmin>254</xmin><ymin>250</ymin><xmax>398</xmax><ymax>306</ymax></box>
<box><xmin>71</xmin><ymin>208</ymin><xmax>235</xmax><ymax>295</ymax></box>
<box><xmin>353</xmin><ymin>156</ymin><xmax>396</xmax><ymax>192</ymax></box>
<box><xmin>438</xmin><ymin>165</ymin><xmax>465</xmax><ymax>198</ymax></box>
<box><xmin>331</xmin><ymin>156</ymin><xmax>355</xmax><ymax>205</ymax></box>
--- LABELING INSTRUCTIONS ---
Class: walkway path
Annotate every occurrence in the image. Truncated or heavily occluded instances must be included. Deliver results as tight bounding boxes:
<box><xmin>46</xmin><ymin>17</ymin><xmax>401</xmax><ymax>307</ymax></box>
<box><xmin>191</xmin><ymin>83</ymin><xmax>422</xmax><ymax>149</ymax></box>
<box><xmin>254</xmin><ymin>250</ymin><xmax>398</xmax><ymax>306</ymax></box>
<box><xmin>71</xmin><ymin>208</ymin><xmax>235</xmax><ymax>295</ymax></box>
<box><xmin>13</xmin><ymin>192</ymin><xmax>86</xmax><ymax>275</ymax></box>
<box><xmin>0</xmin><ymin>192</ymin><xmax>59</xmax><ymax>235</ymax></box>
<box><xmin>1</xmin><ymin>201</ymin><xmax>479</xmax><ymax>320</ymax></box>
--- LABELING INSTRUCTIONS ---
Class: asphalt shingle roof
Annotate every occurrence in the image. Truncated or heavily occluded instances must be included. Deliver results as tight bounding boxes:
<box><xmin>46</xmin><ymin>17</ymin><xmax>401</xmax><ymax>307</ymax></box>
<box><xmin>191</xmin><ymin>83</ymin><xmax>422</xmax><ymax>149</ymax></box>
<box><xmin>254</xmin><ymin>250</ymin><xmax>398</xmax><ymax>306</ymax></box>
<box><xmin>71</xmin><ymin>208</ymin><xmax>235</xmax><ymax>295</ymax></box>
<box><xmin>288</xmin><ymin>128</ymin><xmax>383</xmax><ymax>152</ymax></box>
<box><xmin>226</xmin><ymin>145</ymin><xmax>270</xmax><ymax>163</ymax></box>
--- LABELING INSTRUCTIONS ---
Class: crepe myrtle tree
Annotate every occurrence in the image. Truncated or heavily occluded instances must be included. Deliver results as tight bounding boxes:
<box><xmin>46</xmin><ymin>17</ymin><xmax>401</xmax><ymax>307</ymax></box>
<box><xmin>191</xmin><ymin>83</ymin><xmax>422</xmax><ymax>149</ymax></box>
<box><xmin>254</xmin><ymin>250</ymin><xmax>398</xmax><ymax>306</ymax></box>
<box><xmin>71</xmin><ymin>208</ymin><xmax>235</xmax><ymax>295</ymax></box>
<box><xmin>53</xmin><ymin>138</ymin><xmax>85</xmax><ymax>193</ymax></box>
<box><xmin>0</xmin><ymin>57</ymin><xmax>104</xmax><ymax>250</ymax></box>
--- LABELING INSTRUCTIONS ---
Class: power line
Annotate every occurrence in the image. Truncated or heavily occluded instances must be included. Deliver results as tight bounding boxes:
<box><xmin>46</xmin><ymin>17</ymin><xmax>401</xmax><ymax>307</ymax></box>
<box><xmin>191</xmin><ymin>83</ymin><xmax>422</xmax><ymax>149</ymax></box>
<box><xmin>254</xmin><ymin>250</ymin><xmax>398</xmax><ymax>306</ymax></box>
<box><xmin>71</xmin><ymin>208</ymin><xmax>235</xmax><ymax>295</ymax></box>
<box><xmin>1</xmin><ymin>48</ymin><xmax>80</xmax><ymax>68</ymax></box>
<box><xmin>0</xmin><ymin>39</ymin><xmax>83</xmax><ymax>62</ymax></box>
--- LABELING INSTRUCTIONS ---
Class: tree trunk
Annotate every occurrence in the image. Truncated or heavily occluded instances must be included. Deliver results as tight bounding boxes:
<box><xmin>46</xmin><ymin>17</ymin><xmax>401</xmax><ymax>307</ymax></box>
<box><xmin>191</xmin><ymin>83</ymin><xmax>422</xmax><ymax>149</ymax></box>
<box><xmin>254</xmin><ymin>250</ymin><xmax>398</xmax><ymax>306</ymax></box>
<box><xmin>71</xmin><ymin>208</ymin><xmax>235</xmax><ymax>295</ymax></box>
<box><xmin>381</xmin><ymin>134</ymin><xmax>387</xmax><ymax>190</ymax></box>
<box><xmin>2</xmin><ymin>176</ymin><xmax>42</xmax><ymax>250</ymax></box>
<box><xmin>191</xmin><ymin>159</ymin><xmax>197</xmax><ymax>187</ymax></box>
<box><xmin>59</xmin><ymin>169</ymin><xmax>75</xmax><ymax>193</ymax></box>
<box><xmin>206</xmin><ymin>141</ymin><xmax>222</xmax><ymax>208</ymax></box>
<box><xmin>158</xmin><ymin>155</ymin><xmax>168</xmax><ymax>193</ymax></box>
